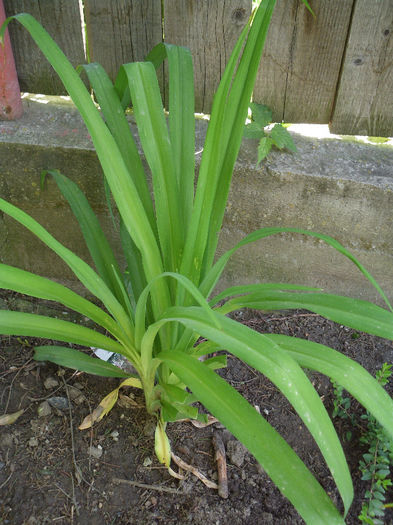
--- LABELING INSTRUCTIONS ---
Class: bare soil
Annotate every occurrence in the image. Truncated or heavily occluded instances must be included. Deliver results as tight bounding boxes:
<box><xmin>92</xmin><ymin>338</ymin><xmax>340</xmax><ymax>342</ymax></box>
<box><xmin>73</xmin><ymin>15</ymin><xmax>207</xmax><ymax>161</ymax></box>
<box><xmin>1</xmin><ymin>294</ymin><xmax>393</xmax><ymax>525</ymax></box>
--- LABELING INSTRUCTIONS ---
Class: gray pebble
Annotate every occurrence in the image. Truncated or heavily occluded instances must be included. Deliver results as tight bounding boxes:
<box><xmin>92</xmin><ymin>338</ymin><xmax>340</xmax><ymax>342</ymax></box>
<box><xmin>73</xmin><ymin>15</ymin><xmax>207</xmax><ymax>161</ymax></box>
<box><xmin>227</xmin><ymin>440</ymin><xmax>247</xmax><ymax>468</ymax></box>
<box><xmin>43</xmin><ymin>377</ymin><xmax>59</xmax><ymax>390</ymax></box>
<box><xmin>47</xmin><ymin>397</ymin><xmax>70</xmax><ymax>411</ymax></box>
<box><xmin>37</xmin><ymin>401</ymin><xmax>52</xmax><ymax>417</ymax></box>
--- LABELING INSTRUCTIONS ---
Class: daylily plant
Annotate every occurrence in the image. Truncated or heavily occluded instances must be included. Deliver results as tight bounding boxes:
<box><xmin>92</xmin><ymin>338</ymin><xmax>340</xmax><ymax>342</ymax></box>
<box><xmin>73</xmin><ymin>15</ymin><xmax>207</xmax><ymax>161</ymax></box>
<box><xmin>1</xmin><ymin>2</ymin><xmax>393</xmax><ymax>523</ymax></box>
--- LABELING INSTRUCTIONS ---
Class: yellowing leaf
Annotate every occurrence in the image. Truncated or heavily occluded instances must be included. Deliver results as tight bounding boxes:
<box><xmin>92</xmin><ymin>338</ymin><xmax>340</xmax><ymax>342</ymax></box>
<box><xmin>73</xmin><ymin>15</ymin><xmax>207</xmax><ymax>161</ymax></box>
<box><xmin>79</xmin><ymin>388</ymin><xmax>119</xmax><ymax>429</ymax></box>
<box><xmin>119</xmin><ymin>376</ymin><xmax>143</xmax><ymax>389</ymax></box>
<box><xmin>154</xmin><ymin>420</ymin><xmax>171</xmax><ymax>467</ymax></box>
<box><xmin>79</xmin><ymin>376</ymin><xmax>142</xmax><ymax>430</ymax></box>
<box><xmin>0</xmin><ymin>409</ymin><xmax>24</xmax><ymax>425</ymax></box>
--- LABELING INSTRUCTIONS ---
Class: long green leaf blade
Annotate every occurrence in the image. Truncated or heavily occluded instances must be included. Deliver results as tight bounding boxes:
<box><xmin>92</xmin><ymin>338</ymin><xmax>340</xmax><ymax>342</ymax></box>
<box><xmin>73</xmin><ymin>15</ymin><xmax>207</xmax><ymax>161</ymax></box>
<box><xmin>122</xmin><ymin>62</ymin><xmax>183</xmax><ymax>273</ymax></box>
<box><xmin>0</xmin><ymin>198</ymin><xmax>134</xmax><ymax>341</ymax></box>
<box><xmin>147</xmin><ymin>43</ymin><xmax>195</xmax><ymax>230</ymax></box>
<box><xmin>267</xmin><ymin>334</ymin><xmax>393</xmax><ymax>441</ymax></box>
<box><xmin>158</xmin><ymin>349</ymin><xmax>344</xmax><ymax>524</ymax></box>
<box><xmin>201</xmin><ymin>227</ymin><xmax>392</xmax><ymax>311</ymax></box>
<box><xmin>210</xmin><ymin>282</ymin><xmax>320</xmax><ymax>306</ymax></box>
<box><xmin>0</xmin><ymin>310</ymin><xmax>123</xmax><ymax>354</ymax></box>
<box><xmin>82</xmin><ymin>63</ymin><xmax>156</xmax><ymax>233</ymax></box>
<box><xmin>1</xmin><ymin>13</ymin><xmax>171</xmax><ymax>325</ymax></box>
<box><xmin>34</xmin><ymin>346</ymin><xmax>131</xmax><ymax>377</ymax></box>
<box><xmin>180</xmin><ymin>1</ymin><xmax>276</xmax><ymax>286</ymax></box>
<box><xmin>0</xmin><ymin>263</ymin><xmax>125</xmax><ymax>342</ymax></box>
<box><xmin>44</xmin><ymin>169</ymin><xmax>131</xmax><ymax>315</ymax></box>
<box><xmin>152</xmin><ymin>307</ymin><xmax>353</xmax><ymax>514</ymax></box>
<box><xmin>223</xmin><ymin>290</ymin><xmax>393</xmax><ymax>341</ymax></box>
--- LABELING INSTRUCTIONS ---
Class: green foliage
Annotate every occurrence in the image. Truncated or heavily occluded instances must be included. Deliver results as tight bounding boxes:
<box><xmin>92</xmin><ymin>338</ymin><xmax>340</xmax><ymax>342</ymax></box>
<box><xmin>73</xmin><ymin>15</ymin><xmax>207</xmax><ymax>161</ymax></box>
<box><xmin>244</xmin><ymin>102</ymin><xmax>297</xmax><ymax>164</ymax></box>
<box><xmin>332</xmin><ymin>364</ymin><xmax>393</xmax><ymax>524</ymax></box>
<box><xmin>1</xmin><ymin>2</ymin><xmax>393</xmax><ymax>523</ymax></box>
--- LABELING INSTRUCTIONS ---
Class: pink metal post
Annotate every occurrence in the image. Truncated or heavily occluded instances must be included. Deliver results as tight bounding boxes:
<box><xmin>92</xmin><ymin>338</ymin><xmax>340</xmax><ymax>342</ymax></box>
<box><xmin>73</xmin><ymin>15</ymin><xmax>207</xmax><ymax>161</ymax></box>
<box><xmin>0</xmin><ymin>0</ymin><xmax>23</xmax><ymax>120</ymax></box>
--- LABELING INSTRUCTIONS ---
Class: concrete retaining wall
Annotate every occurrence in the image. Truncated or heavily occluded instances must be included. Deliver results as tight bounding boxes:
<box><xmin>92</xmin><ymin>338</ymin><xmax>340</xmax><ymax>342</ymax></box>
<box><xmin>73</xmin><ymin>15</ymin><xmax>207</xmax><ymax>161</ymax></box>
<box><xmin>1</xmin><ymin>95</ymin><xmax>392</xmax><ymax>304</ymax></box>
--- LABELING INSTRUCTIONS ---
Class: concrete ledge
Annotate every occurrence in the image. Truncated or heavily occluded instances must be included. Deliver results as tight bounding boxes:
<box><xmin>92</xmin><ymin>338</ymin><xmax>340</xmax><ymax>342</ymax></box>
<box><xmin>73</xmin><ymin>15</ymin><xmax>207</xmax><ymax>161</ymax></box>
<box><xmin>1</xmin><ymin>95</ymin><xmax>393</xmax><ymax>303</ymax></box>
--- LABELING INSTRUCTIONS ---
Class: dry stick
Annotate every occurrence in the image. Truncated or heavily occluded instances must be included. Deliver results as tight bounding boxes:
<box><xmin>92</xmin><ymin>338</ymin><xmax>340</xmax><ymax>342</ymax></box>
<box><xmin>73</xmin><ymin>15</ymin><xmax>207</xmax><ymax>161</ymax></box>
<box><xmin>112</xmin><ymin>478</ymin><xmax>183</xmax><ymax>494</ymax></box>
<box><xmin>212</xmin><ymin>433</ymin><xmax>228</xmax><ymax>499</ymax></box>
<box><xmin>171</xmin><ymin>452</ymin><xmax>218</xmax><ymax>490</ymax></box>
<box><xmin>61</xmin><ymin>377</ymin><xmax>80</xmax><ymax>516</ymax></box>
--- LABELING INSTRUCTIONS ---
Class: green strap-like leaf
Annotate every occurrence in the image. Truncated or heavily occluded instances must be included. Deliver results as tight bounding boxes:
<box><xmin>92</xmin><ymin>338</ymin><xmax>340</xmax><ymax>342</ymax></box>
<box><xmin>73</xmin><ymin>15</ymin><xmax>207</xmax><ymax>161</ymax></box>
<box><xmin>158</xmin><ymin>349</ymin><xmax>344</xmax><ymax>524</ymax></box>
<box><xmin>210</xmin><ymin>282</ymin><xmax>320</xmax><ymax>307</ymax></box>
<box><xmin>199</xmin><ymin>0</ymin><xmax>276</xmax><ymax>277</ymax></box>
<box><xmin>43</xmin><ymin>169</ymin><xmax>132</xmax><ymax>316</ymax></box>
<box><xmin>34</xmin><ymin>346</ymin><xmax>132</xmax><ymax>377</ymax></box>
<box><xmin>122</xmin><ymin>61</ymin><xmax>183</xmax><ymax>274</ymax></box>
<box><xmin>267</xmin><ymin>334</ymin><xmax>393</xmax><ymax>442</ymax></box>
<box><xmin>222</xmin><ymin>290</ymin><xmax>393</xmax><ymax>341</ymax></box>
<box><xmin>179</xmin><ymin>5</ymin><xmax>264</xmax><ymax>286</ymax></box>
<box><xmin>146</xmin><ymin>43</ymin><xmax>195</xmax><ymax>231</ymax></box>
<box><xmin>82</xmin><ymin>63</ymin><xmax>156</xmax><ymax>234</ymax></box>
<box><xmin>0</xmin><ymin>310</ymin><xmax>124</xmax><ymax>355</ymax></box>
<box><xmin>0</xmin><ymin>13</ymin><xmax>171</xmax><ymax>327</ymax></box>
<box><xmin>0</xmin><ymin>263</ymin><xmax>125</xmax><ymax>342</ymax></box>
<box><xmin>0</xmin><ymin>198</ymin><xmax>134</xmax><ymax>340</ymax></box>
<box><xmin>136</xmin><ymin>273</ymin><xmax>220</xmax><ymax>368</ymax></box>
<box><xmin>148</xmin><ymin>307</ymin><xmax>353</xmax><ymax>514</ymax></box>
<box><xmin>201</xmin><ymin>227</ymin><xmax>392</xmax><ymax>311</ymax></box>
<box><xmin>120</xmin><ymin>219</ymin><xmax>147</xmax><ymax>310</ymax></box>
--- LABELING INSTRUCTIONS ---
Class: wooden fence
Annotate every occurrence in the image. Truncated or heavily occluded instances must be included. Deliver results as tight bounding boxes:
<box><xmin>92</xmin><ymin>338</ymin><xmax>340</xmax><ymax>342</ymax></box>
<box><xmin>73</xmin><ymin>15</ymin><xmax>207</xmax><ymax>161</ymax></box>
<box><xmin>3</xmin><ymin>0</ymin><xmax>393</xmax><ymax>136</ymax></box>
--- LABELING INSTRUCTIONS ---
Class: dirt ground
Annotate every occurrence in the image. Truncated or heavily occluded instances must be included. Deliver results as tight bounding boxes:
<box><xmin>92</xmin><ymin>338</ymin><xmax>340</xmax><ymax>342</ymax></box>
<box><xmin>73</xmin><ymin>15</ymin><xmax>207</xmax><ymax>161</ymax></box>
<box><xmin>1</xmin><ymin>294</ymin><xmax>393</xmax><ymax>525</ymax></box>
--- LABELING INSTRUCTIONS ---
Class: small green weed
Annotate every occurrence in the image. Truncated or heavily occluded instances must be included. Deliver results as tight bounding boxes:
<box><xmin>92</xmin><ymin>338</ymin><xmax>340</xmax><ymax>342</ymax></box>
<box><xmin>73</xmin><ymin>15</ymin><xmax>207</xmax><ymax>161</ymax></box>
<box><xmin>332</xmin><ymin>363</ymin><xmax>393</xmax><ymax>524</ymax></box>
<box><xmin>244</xmin><ymin>102</ymin><xmax>297</xmax><ymax>165</ymax></box>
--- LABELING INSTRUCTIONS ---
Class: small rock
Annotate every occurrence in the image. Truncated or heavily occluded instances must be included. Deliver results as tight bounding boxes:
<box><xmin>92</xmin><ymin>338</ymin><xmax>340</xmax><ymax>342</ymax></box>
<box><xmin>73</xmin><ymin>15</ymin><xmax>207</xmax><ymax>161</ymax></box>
<box><xmin>143</xmin><ymin>457</ymin><xmax>152</xmax><ymax>467</ymax></box>
<box><xmin>72</xmin><ymin>394</ymin><xmax>86</xmax><ymax>405</ymax></box>
<box><xmin>227</xmin><ymin>439</ymin><xmax>247</xmax><ymax>468</ymax></box>
<box><xmin>110</xmin><ymin>430</ymin><xmax>119</xmax><ymax>441</ymax></box>
<box><xmin>43</xmin><ymin>376</ymin><xmax>59</xmax><ymax>390</ymax></box>
<box><xmin>67</xmin><ymin>387</ymin><xmax>86</xmax><ymax>405</ymax></box>
<box><xmin>67</xmin><ymin>386</ymin><xmax>83</xmax><ymax>400</ymax></box>
<box><xmin>37</xmin><ymin>401</ymin><xmax>52</xmax><ymax>417</ymax></box>
<box><xmin>71</xmin><ymin>382</ymin><xmax>84</xmax><ymax>390</ymax></box>
<box><xmin>28</xmin><ymin>437</ymin><xmax>39</xmax><ymax>447</ymax></box>
<box><xmin>88</xmin><ymin>445</ymin><xmax>103</xmax><ymax>459</ymax></box>
<box><xmin>47</xmin><ymin>397</ymin><xmax>70</xmax><ymax>411</ymax></box>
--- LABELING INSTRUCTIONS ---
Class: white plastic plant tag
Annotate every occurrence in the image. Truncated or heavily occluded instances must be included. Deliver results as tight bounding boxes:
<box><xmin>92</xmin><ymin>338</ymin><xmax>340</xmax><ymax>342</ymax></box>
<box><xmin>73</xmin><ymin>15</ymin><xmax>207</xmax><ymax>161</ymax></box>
<box><xmin>92</xmin><ymin>348</ymin><xmax>114</xmax><ymax>361</ymax></box>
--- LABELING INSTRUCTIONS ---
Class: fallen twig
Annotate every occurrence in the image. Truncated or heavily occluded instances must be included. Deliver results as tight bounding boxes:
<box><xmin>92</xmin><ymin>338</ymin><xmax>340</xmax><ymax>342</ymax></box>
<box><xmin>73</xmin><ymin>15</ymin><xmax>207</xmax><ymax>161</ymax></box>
<box><xmin>171</xmin><ymin>452</ymin><xmax>218</xmax><ymax>489</ymax></box>
<box><xmin>212</xmin><ymin>433</ymin><xmax>228</xmax><ymax>498</ymax></box>
<box><xmin>112</xmin><ymin>478</ymin><xmax>182</xmax><ymax>494</ymax></box>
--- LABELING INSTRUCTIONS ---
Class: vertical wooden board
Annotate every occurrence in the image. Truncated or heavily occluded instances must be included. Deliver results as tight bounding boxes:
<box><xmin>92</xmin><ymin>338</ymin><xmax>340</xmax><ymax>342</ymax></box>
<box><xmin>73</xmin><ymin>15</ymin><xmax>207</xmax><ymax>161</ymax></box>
<box><xmin>4</xmin><ymin>0</ymin><xmax>85</xmax><ymax>95</ymax></box>
<box><xmin>252</xmin><ymin>0</ymin><xmax>297</xmax><ymax>123</ymax></box>
<box><xmin>254</xmin><ymin>0</ymin><xmax>353</xmax><ymax>124</ymax></box>
<box><xmin>84</xmin><ymin>0</ymin><xmax>162</xmax><ymax>81</ymax></box>
<box><xmin>164</xmin><ymin>0</ymin><xmax>251</xmax><ymax>114</ymax></box>
<box><xmin>331</xmin><ymin>0</ymin><xmax>393</xmax><ymax>137</ymax></box>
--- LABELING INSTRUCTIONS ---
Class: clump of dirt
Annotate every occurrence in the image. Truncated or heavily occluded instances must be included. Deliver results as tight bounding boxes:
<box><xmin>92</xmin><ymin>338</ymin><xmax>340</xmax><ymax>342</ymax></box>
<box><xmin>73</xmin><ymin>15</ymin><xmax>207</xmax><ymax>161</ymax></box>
<box><xmin>1</xmin><ymin>298</ymin><xmax>393</xmax><ymax>524</ymax></box>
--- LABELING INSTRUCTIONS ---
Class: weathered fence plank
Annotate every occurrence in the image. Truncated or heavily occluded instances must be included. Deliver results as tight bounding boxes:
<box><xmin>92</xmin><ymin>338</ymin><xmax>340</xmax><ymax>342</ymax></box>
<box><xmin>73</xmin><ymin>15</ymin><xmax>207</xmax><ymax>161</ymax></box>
<box><xmin>254</xmin><ymin>0</ymin><xmax>353</xmax><ymax>124</ymax></box>
<box><xmin>254</xmin><ymin>0</ymin><xmax>354</xmax><ymax>124</ymax></box>
<box><xmin>4</xmin><ymin>0</ymin><xmax>85</xmax><ymax>95</ymax></box>
<box><xmin>164</xmin><ymin>0</ymin><xmax>251</xmax><ymax>114</ymax></box>
<box><xmin>84</xmin><ymin>0</ymin><xmax>162</xmax><ymax>81</ymax></box>
<box><xmin>3</xmin><ymin>0</ymin><xmax>393</xmax><ymax>136</ymax></box>
<box><xmin>330</xmin><ymin>0</ymin><xmax>393</xmax><ymax>137</ymax></box>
